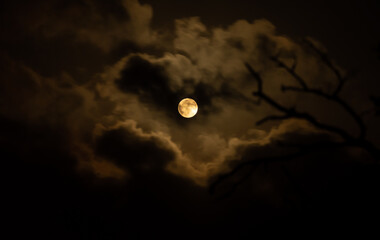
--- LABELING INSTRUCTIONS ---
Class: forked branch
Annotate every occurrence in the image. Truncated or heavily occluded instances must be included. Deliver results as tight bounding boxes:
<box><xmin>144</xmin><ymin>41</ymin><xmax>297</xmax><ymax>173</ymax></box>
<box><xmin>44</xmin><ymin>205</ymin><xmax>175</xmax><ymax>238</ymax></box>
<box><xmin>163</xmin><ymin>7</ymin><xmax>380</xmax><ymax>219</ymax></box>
<box><xmin>303</xmin><ymin>39</ymin><xmax>347</xmax><ymax>96</ymax></box>
<box><xmin>210</xmin><ymin>53</ymin><xmax>379</xmax><ymax>197</ymax></box>
<box><xmin>271</xmin><ymin>52</ymin><xmax>366</xmax><ymax>139</ymax></box>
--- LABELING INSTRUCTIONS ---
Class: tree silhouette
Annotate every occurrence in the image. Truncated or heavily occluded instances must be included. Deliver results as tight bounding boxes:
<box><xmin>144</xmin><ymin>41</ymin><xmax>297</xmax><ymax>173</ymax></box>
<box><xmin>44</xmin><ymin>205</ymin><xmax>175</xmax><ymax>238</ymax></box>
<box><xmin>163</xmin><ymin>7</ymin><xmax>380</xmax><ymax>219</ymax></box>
<box><xmin>210</xmin><ymin>39</ymin><xmax>380</xmax><ymax>198</ymax></box>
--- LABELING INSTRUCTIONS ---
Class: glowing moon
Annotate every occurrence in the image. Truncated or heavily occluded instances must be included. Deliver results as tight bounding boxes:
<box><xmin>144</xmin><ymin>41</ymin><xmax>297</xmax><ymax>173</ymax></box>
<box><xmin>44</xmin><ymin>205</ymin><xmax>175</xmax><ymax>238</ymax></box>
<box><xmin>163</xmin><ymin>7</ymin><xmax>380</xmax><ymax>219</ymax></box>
<box><xmin>178</xmin><ymin>98</ymin><xmax>198</xmax><ymax>118</ymax></box>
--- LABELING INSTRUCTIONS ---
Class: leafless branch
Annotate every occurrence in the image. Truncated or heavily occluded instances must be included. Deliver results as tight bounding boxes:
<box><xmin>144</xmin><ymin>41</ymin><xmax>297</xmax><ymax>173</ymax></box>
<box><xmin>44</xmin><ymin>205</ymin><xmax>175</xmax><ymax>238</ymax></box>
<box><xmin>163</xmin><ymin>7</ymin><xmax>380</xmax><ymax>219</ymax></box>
<box><xmin>291</xmin><ymin>56</ymin><xmax>297</xmax><ymax>71</ymax></box>
<box><xmin>247</xmin><ymin>62</ymin><xmax>353</xmax><ymax>140</ymax></box>
<box><xmin>256</xmin><ymin>115</ymin><xmax>289</xmax><ymax>125</ymax></box>
<box><xmin>211</xmin><ymin>45</ymin><xmax>380</xmax><ymax>198</ymax></box>
<box><xmin>303</xmin><ymin>39</ymin><xmax>347</xmax><ymax>96</ymax></box>
<box><xmin>270</xmin><ymin>56</ymin><xmax>308</xmax><ymax>89</ymax></box>
<box><xmin>245</xmin><ymin>63</ymin><xmax>262</xmax><ymax>93</ymax></box>
<box><xmin>281</xmin><ymin>85</ymin><xmax>367</xmax><ymax>139</ymax></box>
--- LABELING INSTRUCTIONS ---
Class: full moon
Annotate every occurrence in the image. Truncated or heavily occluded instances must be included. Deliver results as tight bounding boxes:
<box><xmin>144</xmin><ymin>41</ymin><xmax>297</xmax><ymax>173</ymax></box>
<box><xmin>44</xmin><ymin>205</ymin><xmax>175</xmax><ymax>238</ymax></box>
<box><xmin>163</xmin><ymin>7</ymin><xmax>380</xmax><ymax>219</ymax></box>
<box><xmin>178</xmin><ymin>98</ymin><xmax>198</xmax><ymax>118</ymax></box>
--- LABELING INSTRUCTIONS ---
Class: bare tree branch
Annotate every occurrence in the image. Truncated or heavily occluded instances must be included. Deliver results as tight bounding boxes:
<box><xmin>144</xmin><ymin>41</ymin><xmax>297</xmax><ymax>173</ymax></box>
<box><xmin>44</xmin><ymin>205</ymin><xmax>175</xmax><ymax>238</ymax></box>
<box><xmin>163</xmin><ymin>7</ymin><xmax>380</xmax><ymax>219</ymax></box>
<box><xmin>303</xmin><ymin>39</ymin><xmax>347</xmax><ymax>96</ymax></box>
<box><xmin>256</xmin><ymin>114</ymin><xmax>289</xmax><ymax>125</ymax></box>
<box><xmin>246</xmin><ymin>63</ymin><xmax>353</xmax><ymax>140</ymax></box>
<box><xmin>270</xmin><ymin>56</ymin><xmax>308</xmax><ymax>89</ymax></box>
<box><xmin>254</xmin><ymin>92</ymin><xmax>290</xmax><ymax>113</ymax></box>
<box><xmin>281</xmin><ymin>85</ymin><xmax>367</xmax><ymax>139</ymax></box>
<box><xmin>245</xmin><ymin>63</ymin><xmax>262</xmax><ymax>93</ymax></box>
<box><xmin>281</xmin><ymin>85</ymin><xmax>329</xmax><ymax>97</ymax></box>
<box><xmin>291</xmin><ymin>55</ymin><xmax>297</xmax><ymax>71</ymax></box>
<box><xmin>211</xmin><ymin>46</ymin><xmax>380</xmax><ymax>198</ymax></box>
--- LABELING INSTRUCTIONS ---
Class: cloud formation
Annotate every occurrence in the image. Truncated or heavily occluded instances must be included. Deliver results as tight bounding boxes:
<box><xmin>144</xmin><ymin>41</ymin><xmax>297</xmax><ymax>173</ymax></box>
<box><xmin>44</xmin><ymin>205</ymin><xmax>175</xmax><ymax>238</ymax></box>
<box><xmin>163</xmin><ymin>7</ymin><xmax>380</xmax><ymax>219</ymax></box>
<box><xmin>1</xmin><ymin>0</ymin><xmax>374</xmax><ymax>189</ymax></box>
<box><xmin>2</xmin><ymin>2</ymin><xmax>380</xmax><ymax>238</ymax></box>
<box><xmin>18</xmin><ymin>0</ymin><xmax>157</xmax><ymax>52</ymax></box>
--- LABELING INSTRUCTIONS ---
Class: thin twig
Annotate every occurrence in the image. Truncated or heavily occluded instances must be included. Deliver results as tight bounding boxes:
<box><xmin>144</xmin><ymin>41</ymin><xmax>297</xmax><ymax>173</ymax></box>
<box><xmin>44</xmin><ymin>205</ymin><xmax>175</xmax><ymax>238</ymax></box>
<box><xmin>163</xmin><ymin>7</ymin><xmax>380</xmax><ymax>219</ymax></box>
<box><xmin>281</xmin><ymin>85</ymin><xmax>367</xmax><ymax>138</ymax></box>
<box><xmin>303</xmin><ymin>39</ymin><xmax>347</xmax><ymax>96</ymax></box>
<box><xmin>271</xmin><ymin>56</ymin><xmax>308</xmax><ymax>89</ymax></box>
<box><xmin>256</xmin><ymin>115</ymin><xmax>289</xmax><ymax>125</ymax></box>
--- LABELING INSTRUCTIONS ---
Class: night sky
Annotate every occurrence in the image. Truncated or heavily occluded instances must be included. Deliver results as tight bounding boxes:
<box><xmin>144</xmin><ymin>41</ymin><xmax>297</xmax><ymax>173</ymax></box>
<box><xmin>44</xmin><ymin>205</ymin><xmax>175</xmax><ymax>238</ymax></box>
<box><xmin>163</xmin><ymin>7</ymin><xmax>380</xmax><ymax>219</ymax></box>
<box><xmin>1</xmin><ymin>0</ymin><xmax>380</xmax><ymax>239</ymax></box>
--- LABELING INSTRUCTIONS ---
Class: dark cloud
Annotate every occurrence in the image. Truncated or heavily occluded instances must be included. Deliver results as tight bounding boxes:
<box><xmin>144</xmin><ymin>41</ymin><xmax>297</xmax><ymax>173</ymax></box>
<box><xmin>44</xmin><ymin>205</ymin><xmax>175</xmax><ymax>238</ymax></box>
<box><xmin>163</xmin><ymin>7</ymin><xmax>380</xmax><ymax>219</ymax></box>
<box><xmin>95</xmin><ymin>125</ymin><xmax>175</xmax><ymax>175</ymax></box>
<box><xmin>1</xmin><ymin>0</ymin><xmax>378</xmax><ymax>185</ymax></box>
<box><xmin>1</xmin><ymin>0</ymin><xmax>380</xmax><ymax>238</ymax></box>
<box><xmin>115</xmin><ymin>55</ymin><xmax>236</xmax><ymax>119</ymax></box>
<box><xmin>116</xmin><ymin>55</ymin><xmax>184</xmax><ymax>118</ymax></box>
<box><xmin>24</xmin><ymin>0</ymin><xmax>157</xmax><ymax>52</ymax></box>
